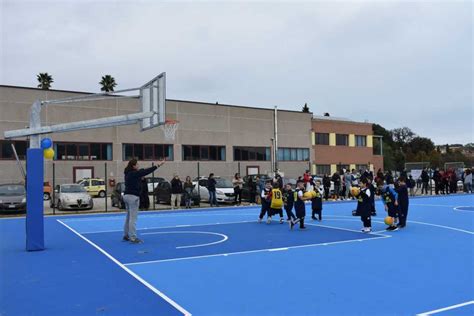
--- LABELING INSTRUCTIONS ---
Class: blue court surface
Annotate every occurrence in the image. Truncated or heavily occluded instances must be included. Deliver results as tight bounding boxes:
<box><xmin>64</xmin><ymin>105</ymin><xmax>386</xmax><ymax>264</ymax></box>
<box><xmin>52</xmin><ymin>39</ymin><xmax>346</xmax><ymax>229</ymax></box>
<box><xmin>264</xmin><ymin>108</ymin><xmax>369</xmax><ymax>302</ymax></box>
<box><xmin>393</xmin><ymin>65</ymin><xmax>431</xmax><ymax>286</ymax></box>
<box><xmin>1</xmin><ymin>194</ymin><xmax>473</xmax><ymax>315</ymax></box>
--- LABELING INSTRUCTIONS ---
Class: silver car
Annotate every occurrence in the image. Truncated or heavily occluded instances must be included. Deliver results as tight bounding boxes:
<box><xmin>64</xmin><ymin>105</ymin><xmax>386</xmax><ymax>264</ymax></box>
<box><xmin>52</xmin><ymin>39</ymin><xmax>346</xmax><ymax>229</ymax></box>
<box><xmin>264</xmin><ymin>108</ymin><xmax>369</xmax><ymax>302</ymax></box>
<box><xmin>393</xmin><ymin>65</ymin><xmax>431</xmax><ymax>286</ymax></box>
<box><xmin>0</xmin><ymin>184</ymin><xmax>26</xmax><ymax>212</ymax></box>
<box><xmin>51</xmin><ymin>184</ymin><xmax>94</xmax><ymax>211</ymax></box>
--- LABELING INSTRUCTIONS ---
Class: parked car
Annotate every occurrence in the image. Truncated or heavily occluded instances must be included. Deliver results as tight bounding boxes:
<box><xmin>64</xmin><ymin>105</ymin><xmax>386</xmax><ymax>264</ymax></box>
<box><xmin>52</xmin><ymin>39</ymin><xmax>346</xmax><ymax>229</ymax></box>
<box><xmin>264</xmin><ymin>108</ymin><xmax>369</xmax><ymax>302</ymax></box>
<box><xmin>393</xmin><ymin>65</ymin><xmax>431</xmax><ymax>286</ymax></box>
<box><xmin>43</xmin><ymin>181</ymin><xmax>52</xmax><ymax>201</ymax></box>
<box><xmin>0</xmin><ymin>184</ymin><xmax>26</xmax><ymax>212</ymax></box>
<box><xmin>153</xmin><ymin>181</ymin><xmax>200</xmax><ymax>206</ymax></box>
<box><xmin>193</xmin><ymin>177</ymin><xmax>235</xmax><ymax>203</ymax></box>
<box><xmin>51</xmin><ymin>184</ymin><xmax>93</xmax><ymax>211</ymax></box>
<box><xmin>111</xmin><ymin>182</ymin><xmax>126</xmax><ymax>209</ymax></box>
<box><xmin>241</xmin><ymin>174</ymin><xmax>272</xmax><ymax>201</ymax></box>
<box><xmin>76</xmin><ymin>178</ymin><xmax>106</xmax><ymax>197</ymax></box>
<box><xmin>145</xmin><ymin>177</ymin><xmax>165</xmax><ymax>193</ymax></box>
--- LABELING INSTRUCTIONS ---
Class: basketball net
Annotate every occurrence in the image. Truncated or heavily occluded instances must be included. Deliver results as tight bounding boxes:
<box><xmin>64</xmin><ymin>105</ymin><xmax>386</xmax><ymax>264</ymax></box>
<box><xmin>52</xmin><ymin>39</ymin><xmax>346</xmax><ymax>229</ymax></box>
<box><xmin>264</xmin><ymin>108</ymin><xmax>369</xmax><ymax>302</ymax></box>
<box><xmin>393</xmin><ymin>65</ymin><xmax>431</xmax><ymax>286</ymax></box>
<box><xmin>160</xmin><ymin>119</ymin><xmax>179</xmax><ymax>141</ymax></box>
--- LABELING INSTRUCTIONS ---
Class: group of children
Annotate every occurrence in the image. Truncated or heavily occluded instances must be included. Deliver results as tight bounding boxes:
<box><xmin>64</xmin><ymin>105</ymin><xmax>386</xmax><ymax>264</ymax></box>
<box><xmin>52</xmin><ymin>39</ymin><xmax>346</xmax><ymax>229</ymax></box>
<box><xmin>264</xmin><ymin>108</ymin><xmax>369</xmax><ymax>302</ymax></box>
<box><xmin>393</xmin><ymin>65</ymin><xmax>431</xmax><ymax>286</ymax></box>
<box><xmin>354</xmin><ymin>176</ymin><xmax>409</xmax><ymax>233</ymax></box>
<box><xmin>257</xmin><ymin>175</ymin><xmax>410</xmax><ymax>233</ymax></box>
<box><xmin>258</xmin><ymin>179</ymin><xmax>324</xmax><ymax>230</ymax></box>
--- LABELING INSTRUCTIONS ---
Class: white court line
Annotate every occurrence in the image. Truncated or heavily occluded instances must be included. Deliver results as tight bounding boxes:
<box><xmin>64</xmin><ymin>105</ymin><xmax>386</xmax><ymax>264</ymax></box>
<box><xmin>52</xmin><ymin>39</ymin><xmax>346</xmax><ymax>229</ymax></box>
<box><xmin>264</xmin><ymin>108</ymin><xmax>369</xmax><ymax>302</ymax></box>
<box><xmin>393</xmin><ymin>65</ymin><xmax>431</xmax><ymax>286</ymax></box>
<box><xmin>124</xmin><ymin>235</ymin><xmax>390</xmax><ymax>266</ymax></box>
<box><xmin>453</xmin><ymin>206</ymin><xmax>474</xmax><ymax>213</ymax></box>
<box><xmin>80</xmin><ymin>220</ymin><xmax>256</xmax><ymax>234</ymax></box>
<box><xmin>411</xmin><ymin>204</ymin><xmax>457</xmax><ymax>207</ymax></box>
<box><xmin>56</xmin><ymin>219</ymin><xmax>192</xmax><ymax>316</ymax></box>
<box><xmin>141</xmin><ymin>231</ymin><xmax>228</xmax><ymax>249</ymax></box>
<box><xmin>62</xmin><ymin>209</ymin><xmax>260</xmax><ymax>223</ymax></box>
<box><xmin>324</xmin><ymin>215</ymin><xmax>474</xmax><ymax>235</ymax></box>
<box><xmin>305</xmin><ymin>222</ymin><xmax>388</xmax><ymax>237</ymax></box>
<box><xmin>417</xmin><ymin>300</ymin><xmax>474</xmax><ymax>315</ymax></box>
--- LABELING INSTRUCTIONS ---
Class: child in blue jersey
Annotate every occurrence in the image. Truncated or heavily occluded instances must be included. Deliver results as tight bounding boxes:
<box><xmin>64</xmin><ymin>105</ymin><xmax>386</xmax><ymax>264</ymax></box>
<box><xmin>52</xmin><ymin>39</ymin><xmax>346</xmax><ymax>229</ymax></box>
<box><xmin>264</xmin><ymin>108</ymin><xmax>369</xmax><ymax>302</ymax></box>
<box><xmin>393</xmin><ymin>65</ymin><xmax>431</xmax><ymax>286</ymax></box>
<box><xmin>355</xmin><ymin>178</ymin><xmax>372</xmax><ymax>233</ymax></box>
<box><xmin>377</xmin><ymin>180</ymin><xmax>399</xmax><ymax>231</ymax></box>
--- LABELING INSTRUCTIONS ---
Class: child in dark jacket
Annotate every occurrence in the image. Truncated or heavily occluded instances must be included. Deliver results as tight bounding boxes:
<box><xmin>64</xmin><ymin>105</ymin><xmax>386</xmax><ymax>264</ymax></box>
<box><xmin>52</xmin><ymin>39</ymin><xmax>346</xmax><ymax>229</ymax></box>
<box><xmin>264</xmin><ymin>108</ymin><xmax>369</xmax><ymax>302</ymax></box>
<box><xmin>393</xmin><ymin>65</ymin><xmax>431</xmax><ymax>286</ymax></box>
<box><xmin>397</xmin><ymin>177</ymin><xmax>409</xmax><ymax>228</ymax></box>
<box><xmin>283</xmin><ymin>183</ymin><xmax>297</xmax><ymax>223</ymax></box>
<box><xmin>356</xmin><ymin>178</ymin><xmax>372</xmax><ymax>233</ymax></box>
<box><xmin>311</xmin><ymin>180</ymin><xmax>324</xmax><ymax>221</ymax></box>
<box><xmin>378</xmin><ymin>180</ymin><xmax>399</xmax><ymax>231</ymax></box>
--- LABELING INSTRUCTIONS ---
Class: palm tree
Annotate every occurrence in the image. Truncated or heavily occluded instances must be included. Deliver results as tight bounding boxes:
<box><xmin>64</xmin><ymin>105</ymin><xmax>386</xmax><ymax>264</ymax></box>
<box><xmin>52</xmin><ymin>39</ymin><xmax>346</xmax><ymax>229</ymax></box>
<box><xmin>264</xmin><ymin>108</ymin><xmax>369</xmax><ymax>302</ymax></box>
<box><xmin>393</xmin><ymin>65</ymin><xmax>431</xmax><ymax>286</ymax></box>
<box><xmin>302</xmin><ymin>103</ymin><xmax>310</xmax><ymax>113</ymax></box>
<box><xmin>37</xmin><ymin>73</ymin><xmax>53</xmax><ymax>90</ymax></box>
<box><xmin>99</xmin><ymin>75</ymin><xmax>117</xmax><ymax>92</ymax></box>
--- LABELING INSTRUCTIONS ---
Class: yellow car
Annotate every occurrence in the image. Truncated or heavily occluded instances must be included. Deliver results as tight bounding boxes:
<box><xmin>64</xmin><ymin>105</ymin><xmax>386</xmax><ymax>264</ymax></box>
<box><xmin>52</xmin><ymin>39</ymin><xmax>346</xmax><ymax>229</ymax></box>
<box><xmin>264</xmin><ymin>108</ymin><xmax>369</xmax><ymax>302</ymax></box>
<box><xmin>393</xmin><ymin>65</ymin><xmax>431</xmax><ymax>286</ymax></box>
<box><xmin>76</xmin><ymin>178</ymin><xmax>106</xmax><ymax>198</ymax></box>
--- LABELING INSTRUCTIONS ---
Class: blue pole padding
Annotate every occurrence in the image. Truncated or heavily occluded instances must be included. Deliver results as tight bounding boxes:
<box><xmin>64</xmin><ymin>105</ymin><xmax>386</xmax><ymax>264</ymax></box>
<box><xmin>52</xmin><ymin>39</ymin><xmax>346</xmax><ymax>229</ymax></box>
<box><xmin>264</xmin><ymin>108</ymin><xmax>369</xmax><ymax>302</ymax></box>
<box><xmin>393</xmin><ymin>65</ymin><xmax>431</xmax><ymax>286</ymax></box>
<box><xmin>26</xmin><ymin>148</ymin><xmax>44</xmax><ymax>251</ymax></box>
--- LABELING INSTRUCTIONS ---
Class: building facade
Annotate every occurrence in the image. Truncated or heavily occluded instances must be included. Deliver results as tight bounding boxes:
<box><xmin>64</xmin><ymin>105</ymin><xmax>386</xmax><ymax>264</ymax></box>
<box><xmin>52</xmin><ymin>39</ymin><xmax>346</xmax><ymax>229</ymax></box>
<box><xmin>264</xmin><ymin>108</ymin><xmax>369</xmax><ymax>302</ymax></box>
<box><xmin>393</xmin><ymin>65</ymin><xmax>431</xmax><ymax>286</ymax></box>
<box><xmin>311</xmin><ymin>116</ymin><xmax>384</xmax><ymax>175</ymax></box>
<box><xmin>0</xmin><ymin>86</ymin><xmax>313</xmax><ymax>186</ymax></box>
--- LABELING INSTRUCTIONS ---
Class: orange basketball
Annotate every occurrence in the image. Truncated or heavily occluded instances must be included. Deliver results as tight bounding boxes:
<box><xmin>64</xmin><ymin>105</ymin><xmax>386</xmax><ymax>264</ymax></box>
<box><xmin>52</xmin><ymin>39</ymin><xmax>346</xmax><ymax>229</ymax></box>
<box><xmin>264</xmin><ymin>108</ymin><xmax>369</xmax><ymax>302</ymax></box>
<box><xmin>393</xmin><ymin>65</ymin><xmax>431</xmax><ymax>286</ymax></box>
<box><xmin>384</xmin><ymin>216</ymin><xmax>394</xmax><ymax>225</ymax></box>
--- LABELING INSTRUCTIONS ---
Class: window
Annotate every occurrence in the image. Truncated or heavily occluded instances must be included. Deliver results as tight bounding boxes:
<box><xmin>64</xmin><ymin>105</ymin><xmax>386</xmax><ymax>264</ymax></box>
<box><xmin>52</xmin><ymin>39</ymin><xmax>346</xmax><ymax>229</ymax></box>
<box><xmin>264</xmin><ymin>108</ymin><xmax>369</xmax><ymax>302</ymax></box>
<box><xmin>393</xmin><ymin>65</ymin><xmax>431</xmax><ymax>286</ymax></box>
<box><xmin>182</xmin><ymin>145</ymin><xmax>225</xmax><ymax>161</ymax></box>
<box><xmin>233</xmin><ymin>147</ymin><xmax>271</xmax><ymax>161</ymax></box>
<box><xmin>0</xmin><ymin>140</ymin><xmax>27</xmax><ymax>160</ymax></box>
<box><xmin>277</xmin><ymin>148</ymin><xmax>310</xmax><ymax>161</ymax></box>
<box><xmin>355</xmin><ymin>135</ymin><xmax>367</xmax><ymax>147</ymax></box>
<box><xmin>92</xmin><ymin>180</ymin><xmax>104</xmax><ymax>186</ymax></box>
<box><xmin>316</xmin><ymin>165</ymin><xmax>331</xmax><ymax>176</ymax></box>
<box><xmin>336</xmin><ymin>134</ymin><xmax>348</xmax><ymax>146</ymax></box>
<box><xmin>55</xmin><ymin>142</ymin><xmax>112</xmax><ymax>160</ymax></box>
<box><xmin>122</xmin><ymin>144</ymin><xmax>173</xmax><ymax>161</ymax></box>
<box><xmin>315</xmin><ymin>133</ymin><xmax>329</xmax><ymax>145</ymax></box>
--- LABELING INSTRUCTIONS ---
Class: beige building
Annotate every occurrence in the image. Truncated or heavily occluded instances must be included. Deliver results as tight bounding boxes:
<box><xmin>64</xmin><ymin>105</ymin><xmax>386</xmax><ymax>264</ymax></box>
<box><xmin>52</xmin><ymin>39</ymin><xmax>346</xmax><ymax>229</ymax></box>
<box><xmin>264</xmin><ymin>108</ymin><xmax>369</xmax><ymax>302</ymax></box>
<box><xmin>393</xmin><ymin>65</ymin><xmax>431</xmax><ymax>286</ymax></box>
<box><xmin>0</xmin><ymin>85</ymin><xmax>313</xmax><ymax>186</ymax></box>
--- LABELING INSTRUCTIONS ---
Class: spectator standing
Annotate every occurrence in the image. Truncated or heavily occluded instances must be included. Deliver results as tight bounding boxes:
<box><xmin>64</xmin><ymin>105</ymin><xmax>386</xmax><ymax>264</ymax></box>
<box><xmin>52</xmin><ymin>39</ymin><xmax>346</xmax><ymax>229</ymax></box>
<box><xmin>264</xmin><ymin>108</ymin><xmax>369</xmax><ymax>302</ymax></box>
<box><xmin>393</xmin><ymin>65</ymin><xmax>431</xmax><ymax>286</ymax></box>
<box><xmin>183</xmin><ymin>176</ymin><xmax>194</xmax><ymax>209</ymax></box>
<box><xmin>170</xmin><ymin>175</ymin><xmax>183</xmax><ymax>210</ymax></box>
<box><xmin>463</xmin><ymin>169</ymin><xmax>472</xmax><ymax>193</ymax></box>
<box><xmin>139</xmin><ymin>177</ymin><xmax>150</xmax><ymax>210</ymax></box>
<box><xmin>303</xmin><ymin>170</ymin><xmax>312</xmax><ymax>188</ymax></box>
<box><xmin>208</xmin><ymin>173</ymin><xmax>218</xmax><ymax>207</ymax></box>
<box><xmin>322</xmin><ymin>174</ymin><xmax>331</xmax><ymax>200</ymax></box>
<box><xmin>248</xmin><ymin>176</ymin><xmax>257</xmax><ymax>205</ymax></box>
<box><xmin>385</xmin><ymin>170</ymin><xmax>394</xmax><ymax>188</ymax></box>
<box><xmin>233</xmin><ymin>173</ymin><xmax>244</xmax><ymax>205</ymax></box>
<box><xmin>255</xmin><ymin>176</ymin><xmax>263</xmax><ymax>204</ymax></box>
<box><xmin>420</xmin><ymin>168</ymin><xmax>429</xmax><ymax>195</ymax></box>
<box><xmin>450</xmin><ymin>171</ymin><xmax>457</xmax><ymax>193</ymax></box>
<box><xmin>376</xmin><ymin>168</ymin><xmax>384</xmax><ymax>183</ymax></box>
<box><xmin>332</xmin><ymin>171</ymin><xmax>341</xmax><ymax>200</ymax></box>
<box><xmin>344</xmin><ymin>170</ymin><xmax>352</xmax><ymax>200</ymax></box>
<box><xmin>407</xmin><ymin>175</ymin><xmax>416</xmax><ymax>196</ymax></box>
<box><xmin>433</xmin><ymin>168</ymin><xmax>441</xmax><ymax>195</ymax></box>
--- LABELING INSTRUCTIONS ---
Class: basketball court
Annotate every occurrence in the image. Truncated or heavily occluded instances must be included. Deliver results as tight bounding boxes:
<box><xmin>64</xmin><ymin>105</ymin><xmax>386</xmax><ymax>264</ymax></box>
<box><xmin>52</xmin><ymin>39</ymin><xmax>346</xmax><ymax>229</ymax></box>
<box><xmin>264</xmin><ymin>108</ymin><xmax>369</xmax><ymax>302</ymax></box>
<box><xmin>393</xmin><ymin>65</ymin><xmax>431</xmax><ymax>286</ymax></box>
<box><xmin>1</xmin><ymin>194</ymin><xmax>473</xmax><ymax>315</ymax></box>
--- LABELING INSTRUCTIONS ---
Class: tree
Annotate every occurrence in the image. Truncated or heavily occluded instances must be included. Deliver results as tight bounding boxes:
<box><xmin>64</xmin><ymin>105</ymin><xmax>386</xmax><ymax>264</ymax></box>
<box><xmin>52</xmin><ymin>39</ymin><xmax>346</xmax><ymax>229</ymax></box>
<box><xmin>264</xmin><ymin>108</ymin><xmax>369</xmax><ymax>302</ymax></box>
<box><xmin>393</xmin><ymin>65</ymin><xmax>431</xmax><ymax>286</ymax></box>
<box><xmin>37</xmin><ymin>73</ymin><xmax>53</xmax><ymax>90</ymax></box>
<box><xmin>405</xmin><ymin>137</ymin><xmax>435</xmax><ymax>155</ymax></box>
<box><xmin>302</xmin><ymin>103</ymin><xmax>310</xmax><ymax>113</ymax></box>
<box><xmin>99</xmin><ymin>75</ymin><xmax>117</xmax><ymax>92</ymax></box>
<box><xmin>391</xmin><ymin>127</ymin><xmax>415</xmax><ymax>146</ymax></box>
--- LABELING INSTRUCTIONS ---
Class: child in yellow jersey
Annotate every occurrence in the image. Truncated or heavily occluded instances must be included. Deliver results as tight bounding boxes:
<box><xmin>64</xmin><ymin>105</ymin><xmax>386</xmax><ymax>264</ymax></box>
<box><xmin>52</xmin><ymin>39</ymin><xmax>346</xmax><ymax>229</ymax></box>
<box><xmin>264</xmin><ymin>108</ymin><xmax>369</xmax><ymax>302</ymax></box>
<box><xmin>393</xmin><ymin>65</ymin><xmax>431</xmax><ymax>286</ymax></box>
<box><xmin>269</xmin><ymin>182</ymin><xmax>284</xmax><ymax>224</ymax></box>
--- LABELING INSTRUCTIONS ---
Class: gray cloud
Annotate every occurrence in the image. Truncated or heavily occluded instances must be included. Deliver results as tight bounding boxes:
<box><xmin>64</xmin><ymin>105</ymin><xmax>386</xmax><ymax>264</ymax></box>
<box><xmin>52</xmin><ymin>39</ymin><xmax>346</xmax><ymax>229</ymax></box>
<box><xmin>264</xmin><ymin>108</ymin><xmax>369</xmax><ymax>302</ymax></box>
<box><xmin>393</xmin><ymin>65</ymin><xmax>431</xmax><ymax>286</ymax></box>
<box><xmin>1</xmin><ymin>0</ymin><xmax>472</xmax><ymax>144</ymax></box>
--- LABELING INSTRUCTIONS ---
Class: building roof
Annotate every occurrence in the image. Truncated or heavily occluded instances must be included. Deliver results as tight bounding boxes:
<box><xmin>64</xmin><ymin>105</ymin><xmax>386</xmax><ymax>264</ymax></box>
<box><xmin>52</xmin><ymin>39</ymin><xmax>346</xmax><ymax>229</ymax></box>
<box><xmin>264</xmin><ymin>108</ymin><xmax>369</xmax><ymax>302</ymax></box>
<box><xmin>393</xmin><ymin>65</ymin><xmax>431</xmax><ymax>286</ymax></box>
<box><xmin>313</xmin><ymin>115</ymin><xmax>372</xmax><ymax>125</ymax></box>
<box><xmin>0</xmin><ymin>84</ymin><xmax>311</xmax><ymax>115</ymax></box>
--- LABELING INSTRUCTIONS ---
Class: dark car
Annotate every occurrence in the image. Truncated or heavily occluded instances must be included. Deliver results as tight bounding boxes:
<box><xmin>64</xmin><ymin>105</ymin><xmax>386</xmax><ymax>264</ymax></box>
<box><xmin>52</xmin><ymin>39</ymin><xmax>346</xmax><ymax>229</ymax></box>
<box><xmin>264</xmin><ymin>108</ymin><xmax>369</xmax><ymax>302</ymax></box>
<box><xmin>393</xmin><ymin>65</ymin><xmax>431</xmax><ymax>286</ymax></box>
<box><xmin>154</xmin><ymin>181</ymin><xmax>200</xmax><ymax>207</ymax></box>
<box><xmin>241</xmin><ymin>174</ymin><xmax>272</xmax><ymax>201</ymax></box>
<box><xmin>0</xmin><ymin>184</ymin><xmax>26</xmax><ymax>213</ymax></box>
<box><xmin>111</xmin><ymin>182</ymin><xmax>126</xmax><ymax>209</ymax></box>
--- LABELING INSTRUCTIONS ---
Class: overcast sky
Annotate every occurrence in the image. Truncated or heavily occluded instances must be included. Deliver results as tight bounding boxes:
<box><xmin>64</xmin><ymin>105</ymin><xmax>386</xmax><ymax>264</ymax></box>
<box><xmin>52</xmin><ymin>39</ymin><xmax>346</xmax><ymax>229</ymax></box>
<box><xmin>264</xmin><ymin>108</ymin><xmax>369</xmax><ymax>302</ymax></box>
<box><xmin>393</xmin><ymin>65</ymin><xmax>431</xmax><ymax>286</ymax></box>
<box><xmin>1</xmin><ymin>0</ymin><xmax>472</xmax><ymax>145</ymax></box>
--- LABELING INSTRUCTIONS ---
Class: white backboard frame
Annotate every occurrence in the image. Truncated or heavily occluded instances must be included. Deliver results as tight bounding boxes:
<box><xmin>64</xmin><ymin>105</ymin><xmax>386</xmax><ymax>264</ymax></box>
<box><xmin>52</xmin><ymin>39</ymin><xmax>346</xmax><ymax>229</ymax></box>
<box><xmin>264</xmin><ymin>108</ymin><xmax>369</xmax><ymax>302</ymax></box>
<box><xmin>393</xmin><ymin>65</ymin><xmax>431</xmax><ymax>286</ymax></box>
<box><xmin>141</xmin><ymin>72</ymin><xmax>166</xmax><ymax>131</ymax></box>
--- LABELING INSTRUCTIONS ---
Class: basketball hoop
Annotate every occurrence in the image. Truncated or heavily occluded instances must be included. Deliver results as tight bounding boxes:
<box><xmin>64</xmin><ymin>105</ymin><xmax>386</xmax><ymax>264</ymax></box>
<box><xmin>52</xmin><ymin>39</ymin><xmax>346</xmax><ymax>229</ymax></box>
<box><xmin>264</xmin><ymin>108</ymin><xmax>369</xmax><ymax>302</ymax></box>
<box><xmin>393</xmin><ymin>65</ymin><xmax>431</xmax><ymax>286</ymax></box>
<box><xmin>160</xmin><ymin>119</ymin><xmax>179</xmax><ymax>141</ymax></box>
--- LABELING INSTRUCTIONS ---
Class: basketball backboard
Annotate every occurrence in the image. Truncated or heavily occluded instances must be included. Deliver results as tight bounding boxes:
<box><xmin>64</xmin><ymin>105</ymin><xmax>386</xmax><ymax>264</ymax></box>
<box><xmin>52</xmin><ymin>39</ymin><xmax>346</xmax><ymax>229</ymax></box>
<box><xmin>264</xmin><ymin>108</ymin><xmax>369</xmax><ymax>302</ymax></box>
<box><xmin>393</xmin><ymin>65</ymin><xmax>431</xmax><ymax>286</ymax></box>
<box><xmin>141</xmin><ymin>72</ymin><xmax>166</xmax><ymax>131</ymax></box>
